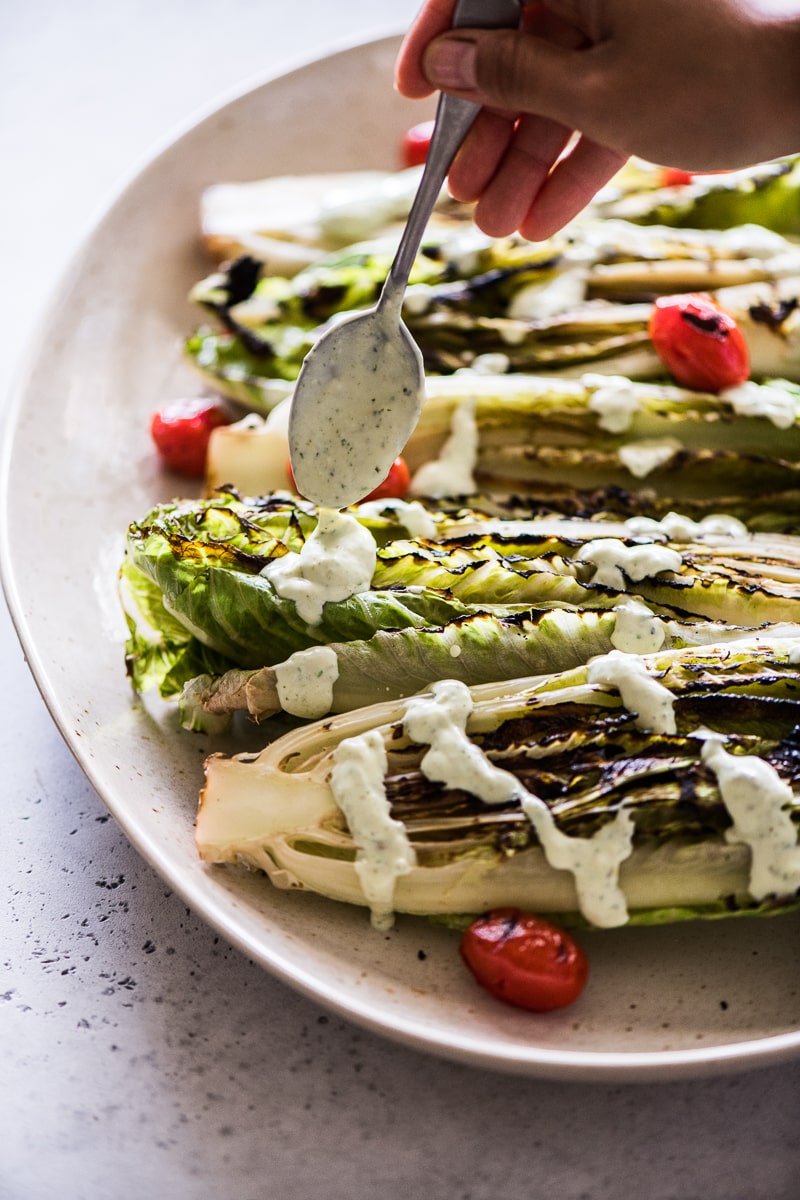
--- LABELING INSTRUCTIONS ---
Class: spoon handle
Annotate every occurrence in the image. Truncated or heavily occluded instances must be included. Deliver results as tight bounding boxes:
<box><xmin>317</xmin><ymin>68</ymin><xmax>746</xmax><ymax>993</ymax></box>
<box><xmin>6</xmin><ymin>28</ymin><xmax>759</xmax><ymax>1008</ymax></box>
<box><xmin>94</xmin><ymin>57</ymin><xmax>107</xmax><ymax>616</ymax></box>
<box><xmin>379</xmin><ymin>0</ymin><xmax>522</xmax><ymax>312</ymax></box>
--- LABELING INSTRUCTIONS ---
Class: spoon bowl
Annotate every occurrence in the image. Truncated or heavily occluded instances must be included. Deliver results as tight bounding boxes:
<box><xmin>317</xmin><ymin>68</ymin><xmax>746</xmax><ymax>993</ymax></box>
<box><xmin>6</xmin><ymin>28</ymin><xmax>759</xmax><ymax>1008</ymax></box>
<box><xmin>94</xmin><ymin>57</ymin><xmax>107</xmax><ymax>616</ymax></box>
<box><xmin>288</xmin><ymin>299</ymin><xmax>423</xmax><ymax>510</ymax></box>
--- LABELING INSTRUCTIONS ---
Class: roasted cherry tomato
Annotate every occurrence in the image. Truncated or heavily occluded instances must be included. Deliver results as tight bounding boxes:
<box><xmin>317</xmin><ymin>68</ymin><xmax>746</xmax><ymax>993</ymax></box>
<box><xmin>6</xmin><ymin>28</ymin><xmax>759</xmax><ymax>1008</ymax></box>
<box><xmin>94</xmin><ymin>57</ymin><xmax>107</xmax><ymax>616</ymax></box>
<box><xmin>150</xmin><ymin>397</ymin><xmax>232</xmax><ymax>477</ymax></box>
<box><xmin>659</xmin><ymin>167</ymin><xmax>694</xmax><ymax>187</ymax></box>
<box><xmin>287</xmin><ymin>455</ymin><xmax>410</xmax><ymax>502</ymax></box>
<box><xmin>648</xmin><ymin>293</ymin><xmax>750</xmax><ymax>393</ymax></box>
<box><xmin>460</xmin><ymin>909</ymin><xmax>589</xmax><ymax>1012</ymax></box>
<box><xmin>659</xmin><ymin>167</ymin><xmax>731</xmax><ymax>187</ymax></box>
<box><xmin>400</xmin><ymin>120</ymin><xmax>435</xmax><ymax>168</ymax></box>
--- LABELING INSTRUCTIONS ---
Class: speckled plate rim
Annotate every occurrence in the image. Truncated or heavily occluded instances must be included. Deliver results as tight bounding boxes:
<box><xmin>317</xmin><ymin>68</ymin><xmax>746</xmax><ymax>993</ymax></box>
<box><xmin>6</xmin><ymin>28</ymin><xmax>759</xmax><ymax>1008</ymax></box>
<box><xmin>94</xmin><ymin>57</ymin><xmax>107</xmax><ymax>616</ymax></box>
<box><xmin>2</xmin><ymin>32</ymin><xmax>800</xmax><ymax>1082</ymax></box>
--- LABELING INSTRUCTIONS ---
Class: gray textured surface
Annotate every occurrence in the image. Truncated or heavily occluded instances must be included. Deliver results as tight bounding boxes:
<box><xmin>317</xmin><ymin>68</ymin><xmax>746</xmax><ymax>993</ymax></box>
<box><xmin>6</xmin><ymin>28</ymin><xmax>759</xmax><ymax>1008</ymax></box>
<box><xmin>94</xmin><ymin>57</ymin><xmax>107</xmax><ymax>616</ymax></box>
<box><xmin>2</xmin><ymin>4</ymin><xmax>799</xmax><ymax>1198</ymax></box>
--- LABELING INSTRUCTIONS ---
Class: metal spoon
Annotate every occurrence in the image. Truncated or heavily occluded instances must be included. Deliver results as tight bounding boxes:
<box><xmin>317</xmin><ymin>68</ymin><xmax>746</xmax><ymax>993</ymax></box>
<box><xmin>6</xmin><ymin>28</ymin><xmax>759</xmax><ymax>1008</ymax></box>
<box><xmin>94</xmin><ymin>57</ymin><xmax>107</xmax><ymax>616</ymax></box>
<box><xmin>288</xmin><ymin>0</ymin><xmax>521</xmax><ymax>509</ymax></box>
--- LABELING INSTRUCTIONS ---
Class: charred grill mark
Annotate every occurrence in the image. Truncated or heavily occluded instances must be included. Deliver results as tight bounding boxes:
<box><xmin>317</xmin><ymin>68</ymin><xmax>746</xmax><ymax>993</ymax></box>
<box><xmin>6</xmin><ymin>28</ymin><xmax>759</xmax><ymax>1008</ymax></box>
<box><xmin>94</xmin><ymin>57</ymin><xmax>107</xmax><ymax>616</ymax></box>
<box><xmin>431</xmin><ymin>258</ymin><xmax>562</xmax><ymax>292</ymax></box>
<box><xmin>299</xmin><ymin>282</ymin><xmax>375</xmax><ymax>322</ymax></box>
<box><xmin>200</xmin><ymin>256</ymin><xmax>275</xmax><ymax>359</ymax></box>
<box><xmin>163</xmin><ymin>528</ymin><xmax>271</xmax><ymax>571</ymax></box>
<box><xmin>748</xmin><ymin>296</ymin><xmax>798</xmax><ymax>330</ymax></box>
<box><xmin>222</xmin><ymin>255</ymin><xmax>262</xmax><ymax>306</ymax></box>
<box><xmin>382</xmin><ymin>680</ymin><xmax>800</xmax><ymax>853</ymax></box>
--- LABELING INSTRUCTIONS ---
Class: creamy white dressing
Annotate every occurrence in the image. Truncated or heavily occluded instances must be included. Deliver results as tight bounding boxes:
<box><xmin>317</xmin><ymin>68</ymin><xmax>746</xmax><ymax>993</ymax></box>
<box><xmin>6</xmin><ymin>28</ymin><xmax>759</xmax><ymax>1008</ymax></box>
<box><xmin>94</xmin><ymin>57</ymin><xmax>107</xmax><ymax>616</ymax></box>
<box><xmin>719</xmin><ymin>381</ymin><xmax>800</xmax><ymax>429</ymax></box>
<box><xmin>403</xmin><ymin>679</ymin><xmax>636</xmax><ymax>927</ymax></box>
<box><xmin>273</xmin><ymin>645</ymin><xmax>339</xmax><ymax>718</ymax></box>
<box><xmin>587</xmin><ymin>650</ymin><xmax>677</xmax><ymax>734</ymax></box>
<box><xmin>520</xmin><ymin>795</ymin><xmax>635</xmax><ymax>928</ymax></box>
<box><xmin>624</xmin><ymin>511</ymin><xmax>748</xmax><ymax>543</ymax></box>
<box><xmin>584</xmin><ymin>373</ymin><xmax>642</xmax><ymax>433</ymax></box>
<box><xmin>579</xmin><ymin>218</ymin><xmax>789</xmax><ymax>261</ymax></box>
<box><xmin>440</xmin><ymin>226</ymin><xmax>494</xmax><ymax>275</ymax></box>
<box><xmin>712</xmin><ymin>222</ymin><xmax>791</xmax><ymax>258</ymax></box>
<box><xmin>611</xmin><ymin>598</ymin><xmax>666</xmax><ymax>654</ymax></box>
<box><xmin>497</xmin><ymin>322</ymin><xmax>529</xmax><ymax>347</ymax></box>
<box><xmin>262</xmin><ymin>508</ymin><xmax>376</xmax><ymax>625</ymax></box>
<box><xmin>355</xmin><ymin>497</ymin><xmax>439</xmax><ymax>539</ymax></box>
<box><xmin>329</xmin><ymin>729</ymin><xmax>417</xmax><ymax>930</ymax></box>
<box><xmin>457</xmin><ymin>352</ymin><xmax>510</xmax><ymax>376</ymax></box>
<box><xmin>410</xmin><ymin>395</ymin><xmax>478</xmax><ymax>497</ymax></box>
<box><xmin>701</xmin><ymin>735</ymin><xmax>800</xmax><ymax>900</ymax></box>
<box><xmin>618</xmin><ymin>437</ymin><xmax>683</xmax><ymax>478</ymax></box>
<box><xmin>318</xmin><ymin>166</ymin><xmax>432</xmax><ymax>244</ymax></box>
<box><xmin>577</xmin><ymin>537</ymin><xmax>682</xmax><ymax>590</ymax></box>
<box><xmin>404</xmin><ymin>680</ymin><xmax>520</xmax><ymax>805</ymax></box>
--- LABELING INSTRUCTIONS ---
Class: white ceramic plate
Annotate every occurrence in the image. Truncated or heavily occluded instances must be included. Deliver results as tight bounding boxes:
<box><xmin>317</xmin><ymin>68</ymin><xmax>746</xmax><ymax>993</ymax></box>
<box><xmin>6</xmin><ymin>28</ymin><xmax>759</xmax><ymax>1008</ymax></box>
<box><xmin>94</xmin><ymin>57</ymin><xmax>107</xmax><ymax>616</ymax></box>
<box><xmin>3</xmin><ymin>35</ymin><xmax>800</xmax><ymax>1081</ymax></box>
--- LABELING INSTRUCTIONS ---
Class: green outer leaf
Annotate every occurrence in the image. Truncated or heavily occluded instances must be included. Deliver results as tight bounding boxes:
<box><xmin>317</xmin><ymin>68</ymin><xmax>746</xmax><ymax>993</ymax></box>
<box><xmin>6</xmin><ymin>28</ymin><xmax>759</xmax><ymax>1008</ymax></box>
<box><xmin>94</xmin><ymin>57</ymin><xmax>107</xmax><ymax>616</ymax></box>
<box><xmin>432</xmin><ymin>892</ymin><xmax>800</xmax><ymax>932</ymax></box>
<box><xmin>123</xmin><ymin>494</ymin><xmax>800</xmax><ymax>704</ymax></box>
<box><xmin>599</xmin><ymin>158</ymin><xmax>800</xmax><ymax>235</ymax></box>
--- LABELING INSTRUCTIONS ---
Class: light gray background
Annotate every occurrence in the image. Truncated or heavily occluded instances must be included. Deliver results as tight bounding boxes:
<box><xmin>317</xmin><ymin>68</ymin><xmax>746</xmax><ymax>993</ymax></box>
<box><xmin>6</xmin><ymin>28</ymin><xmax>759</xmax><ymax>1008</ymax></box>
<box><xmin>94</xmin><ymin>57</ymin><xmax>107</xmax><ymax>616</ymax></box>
<box><xmin>1</xmin><ymin>4</ymin><xmax>799</xmax><ymax>1198</ymax></box>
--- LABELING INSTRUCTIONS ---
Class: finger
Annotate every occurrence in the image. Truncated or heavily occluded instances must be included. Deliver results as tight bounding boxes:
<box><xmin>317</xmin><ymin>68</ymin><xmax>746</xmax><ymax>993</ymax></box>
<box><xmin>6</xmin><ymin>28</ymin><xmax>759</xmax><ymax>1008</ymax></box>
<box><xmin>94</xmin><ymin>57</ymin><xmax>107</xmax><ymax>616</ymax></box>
<box><xmin>523</xmin><ymin>1</ymin><xmax>594</xmax><ymax>47</ymax></box>
<box><xmin>395</xmin><ymin>0</ymin><xmax>461</xmax><ymax>97</ymax></box>
<box><xmin>519</xmin><ymin>135</ymin><xmax>627</xmax><ymax>240</ymax></box>
<box><xmin>421</xmin><ymin>27</ymin><xmax>592</xmax><ymax>130</ymax></box>
<box><xmin>536</xmin><ymin>0</ymin><xmax>608</xmax><ymax>43</ymax></box>
<box><xmin>471</xmin><ymin>114</ymin><xmax>573</xmax><ymax>237</ymax></box>
<box><xmin>447</xmin><ymin>108</ymin><xmax>517</xmax><ymax>203</ymax></box>
<box><xmin>397</xmin><ymin>0</ymin><xmax>588</xmax><ymax>99</ymax></box>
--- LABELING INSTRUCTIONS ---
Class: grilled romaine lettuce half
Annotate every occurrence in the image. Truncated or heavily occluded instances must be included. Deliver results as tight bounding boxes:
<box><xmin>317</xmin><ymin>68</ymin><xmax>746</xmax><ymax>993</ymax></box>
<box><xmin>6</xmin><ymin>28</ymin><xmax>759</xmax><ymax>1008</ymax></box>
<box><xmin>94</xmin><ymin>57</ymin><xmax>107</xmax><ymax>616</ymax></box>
<box><xmin>184</xmin><ymin>221</ymin><xmax>800</xmax><ymax>406</ymax></box>
<box><xmin>197</xmin><ymin>637</ymin><xmax>800</xmax><ymax>929</ymax></box>
<box><xmin>204</xmin><ymin>372</ymin><xmax>800</xmax><ymax>531</ymax></box>
<box><xmin>594</xmin><ymin>156</ymin><xmax>800</xmax><ymax>236</ymax></box>
<box><xmin>403</xmin><ymin>372</ymin><xmax>800</xmax><ymax>511</ymax></box>
<box><xmin>120</xmin><ymin>490</ymin><xmax>800</xmax><ymax>727</ymax></box>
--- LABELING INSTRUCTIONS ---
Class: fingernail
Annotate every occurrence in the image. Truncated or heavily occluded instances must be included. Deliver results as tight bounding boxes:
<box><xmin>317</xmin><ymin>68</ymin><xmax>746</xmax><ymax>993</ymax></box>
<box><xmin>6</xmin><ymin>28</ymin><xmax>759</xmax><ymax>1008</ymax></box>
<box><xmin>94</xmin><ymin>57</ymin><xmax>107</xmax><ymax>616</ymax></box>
<box><xmin>424</xmin><ymin>36</ymin><xmax>478</xmax><ymax>90</ymax></box>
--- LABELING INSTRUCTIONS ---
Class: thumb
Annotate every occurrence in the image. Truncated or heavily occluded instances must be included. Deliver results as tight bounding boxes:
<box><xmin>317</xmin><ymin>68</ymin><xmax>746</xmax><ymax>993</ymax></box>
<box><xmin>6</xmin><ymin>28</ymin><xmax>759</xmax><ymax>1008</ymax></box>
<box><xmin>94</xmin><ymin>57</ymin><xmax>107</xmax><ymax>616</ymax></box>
<box><xmin>422</xmin><ymin>28</ymin><xmax>586</xmax><ymax>124</ymax></box>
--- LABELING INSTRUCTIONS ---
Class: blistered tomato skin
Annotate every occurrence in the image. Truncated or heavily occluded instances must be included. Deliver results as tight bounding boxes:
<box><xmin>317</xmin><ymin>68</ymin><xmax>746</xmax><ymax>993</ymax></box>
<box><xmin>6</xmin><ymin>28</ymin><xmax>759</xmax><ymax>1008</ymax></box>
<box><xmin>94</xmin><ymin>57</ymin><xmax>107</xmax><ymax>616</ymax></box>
<box><xmin>400</xmin><ymin>121</ymin><xmax>435</xmax><ymax>168</ymax></box>
<box><xmin>460</xmin><ymin>909</ymin><xmax>589</xmax><ymax>1012</ymax></box>
<box><xmin>150</xmin><ymin>397</ymin><xmax>232</xmax><ymax>477</ymax></box>
<box><xmin>649</xmin><ymin>293</ymin><xmax>750</xmax><ymax>393</ymax></box>
<box><xmin>287</xmin><ymin>455</ymin><xmax>410</xmax><ymax>503</ymax></box>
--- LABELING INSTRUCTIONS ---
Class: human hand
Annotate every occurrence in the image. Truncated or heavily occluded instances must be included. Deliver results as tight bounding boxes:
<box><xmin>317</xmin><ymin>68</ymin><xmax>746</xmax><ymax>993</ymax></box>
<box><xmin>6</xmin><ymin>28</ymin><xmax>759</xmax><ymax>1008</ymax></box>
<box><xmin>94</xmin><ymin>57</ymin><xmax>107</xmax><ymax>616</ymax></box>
<box><xmin>395</xmin><ymin>0</ymin><xmax>800</xmax><ymax>240</ymax></box>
